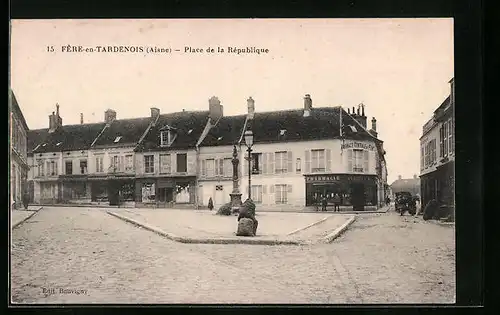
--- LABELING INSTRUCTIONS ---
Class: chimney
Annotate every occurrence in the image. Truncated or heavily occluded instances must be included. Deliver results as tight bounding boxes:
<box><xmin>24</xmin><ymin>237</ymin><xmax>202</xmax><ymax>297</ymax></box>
<box><xmin>105</xmin><ymin>109</ymin><xmax>117</xmax><ymax>125</ymax></box>
<box><xmin>398</xmin><ymin>175</ymin><xmax>402</xmax><ymax>180</ymax></box>
<box><xmin>48</xmin><ymin>111</ymin><xmax>56</xmax><ymax>132</ymax></box>
<box><xmin>303</xmin><ymin>94</ymin><xmax>312</xmax><ymax>117</ymax></box>
<box><xmin>247</xmin><ymin>97</ymin><xmax>255</xmax><ymax>119</ymax></box>
<box><xmin>413</xmin><ymin>174</ymin><xmax>417</xmax><ymax>179</ymax></box>
<box><xmin>55</xmin><ymin>103</ymin><xmax>63</xmax><ymax>126</ymax></box>
<box><xmin>348</xmin><ymin>108</ymin><xmax>350</xmax><ymax>114</ymax></box>
<box><xmin>150</xmin><ymin>107</ymin><xmax>160</xmax><ymax>125</ymax></box>
<box><xmin>80</xmin><ymin>113</ymin><xmax>84</xmax><ymax>124</ymax></box>
<box><xmin>371</xmin><ymin>117</ymin><xmax>377</xmax><ymax>132</ymax></box>
<box><xmin>208</xmin><ymin>96</ymin><xmax>223</xmax><ymax>123</ymax></box>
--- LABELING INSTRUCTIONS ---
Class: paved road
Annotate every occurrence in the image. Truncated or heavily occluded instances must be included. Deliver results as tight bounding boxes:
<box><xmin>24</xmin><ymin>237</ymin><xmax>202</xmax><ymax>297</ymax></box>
<box><xmin>11</xmin><ymin>207</ymin><xmax>455</xmax><ymax>304</ymax></box>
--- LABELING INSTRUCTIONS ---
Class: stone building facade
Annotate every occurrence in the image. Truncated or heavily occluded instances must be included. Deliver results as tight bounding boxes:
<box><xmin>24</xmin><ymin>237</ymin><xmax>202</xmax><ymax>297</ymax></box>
<box><xmin>10</xmin><ymin>91</ymin><xmax>29</xmax><ymax>208</ymax></box>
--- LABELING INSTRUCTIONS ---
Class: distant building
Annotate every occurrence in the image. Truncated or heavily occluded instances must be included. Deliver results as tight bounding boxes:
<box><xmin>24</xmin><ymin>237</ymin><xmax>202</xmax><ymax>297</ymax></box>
<box><xmin>390</xmin><ymin>174</ymin><xmax>421</xmax><ymax>197</ymax></box>
<box><xmin>419</xmin><ymin>78</ymin><xmax>455</xmax><ymax>209</ymax></box>
<box><xmin>10</xmin><ymin>90</ymin><xmax>29</xmax><ymax>208</ymax></box>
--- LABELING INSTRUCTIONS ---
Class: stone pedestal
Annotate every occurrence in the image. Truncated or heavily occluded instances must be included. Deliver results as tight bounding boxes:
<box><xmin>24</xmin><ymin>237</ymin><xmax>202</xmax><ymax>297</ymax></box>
<box><xmin>230</xmin><ymin>193</ymin><xmax>242</xmax><ymax>214</ymax></box>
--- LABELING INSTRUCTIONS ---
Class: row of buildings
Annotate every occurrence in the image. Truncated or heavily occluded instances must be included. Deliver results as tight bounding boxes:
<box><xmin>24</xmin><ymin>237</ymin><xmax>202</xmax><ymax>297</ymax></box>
<box><xmin>16</xmin><ymin>93</ymin><xmax>389</xmax><ymax>211</ymax></box>
<box><xmin>419</xmin><ymin>78</ymin><xmax>455</xmax><ymax>211</ymax></box>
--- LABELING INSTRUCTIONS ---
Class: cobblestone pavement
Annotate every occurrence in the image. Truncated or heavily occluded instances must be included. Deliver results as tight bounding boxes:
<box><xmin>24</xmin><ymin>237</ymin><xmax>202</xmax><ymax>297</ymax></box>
<box><xmin>11</xmin><ymin>207</ymin><xmax>455</xmax><ymax>304</ymax></box>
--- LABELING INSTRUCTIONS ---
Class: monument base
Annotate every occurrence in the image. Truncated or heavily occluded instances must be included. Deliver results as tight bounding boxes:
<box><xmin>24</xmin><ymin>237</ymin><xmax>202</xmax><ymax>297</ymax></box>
<box><xmin>230</xmin><ymin>193</ymin><xmax>243</xmax><ymax>214</ymax></box>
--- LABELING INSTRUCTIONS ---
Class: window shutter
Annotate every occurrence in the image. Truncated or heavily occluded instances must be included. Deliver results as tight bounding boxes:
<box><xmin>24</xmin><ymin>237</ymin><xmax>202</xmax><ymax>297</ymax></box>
<box><xmin>305</xmin><ymin>150</ymin><xmax>311</xmax><ymax>173</ymax></box>
<box><xmin>287</xmin><ymin>151</ymin><xmax>293</xmax><ymax>173</ymax></box>
<box><xmin>214</xmin><ymin>159</ymin><xmax>219</xmax><ymax>176</ymax></box>
<box><xmin>244</xmin><ymin>157</ymin><xmax>249</xmax><ymax>176</ymax></box>
<box><xmin>363</xmin><ymin>150</ymin><xmax>369</xmax><ymax>173</ymax></box>
<box><xmin>262</xmin><ymin>185</ymin><xmax>267</xmax><ymax>194</ymax></box>
<box><xmin>220</xmin><ymin>159</ymin><xmax>224</xmax><ymax>176</ymax></box>
<box><xmin>201</xmin><ymin>159</ymin><xmax>206</xmax><ymax>177</ymax></box>
<box><xmin>261</xmin><ymin>153</ymin><xmax>267</xmax><ymax>174</ymax></box>
<box><xmin>120</xmin><ymin>156</ymin><xmax>124</xmax><ymax>171</ymax></box>
<box><xmin>270</xmin><ymin>152</ymin><xmax>275</xmax><ymax>174</ymax></box>
<box><xmin>347</xmin><ymin>149</ymin><xmax>353</xmax><ymax>172</ymax></box>
<box><xmin>287</xmin><ymin>184</ymin><xmax>292</xmax><ymax>193</ymax></box>
<box><xmin>270</xmin><ymin>184</ymin><xmax>275</xmax><ymax>194</ymax></box>
<box><xmin>326</xmin><ymin>149</ymin><xmax>332</xmax><ymax>172</ymax></box>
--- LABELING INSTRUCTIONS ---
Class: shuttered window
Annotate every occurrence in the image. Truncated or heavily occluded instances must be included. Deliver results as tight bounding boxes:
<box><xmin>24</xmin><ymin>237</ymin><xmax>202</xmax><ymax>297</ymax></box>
<box><xmin>160</xmin><ymin>154</ymin><xmax>171</xmax><ymax>174</ymax></box>
<box><xmin>326</xmin><ymin>149</ymin><xmax>332</xmax><ymax>172</ymax></box>
<box><xmin>223</xmin><ymin>158</ymin><xmax>232</xmax><ymax>177</ymax></box>
<box><xmin>347</xmin><ymin>149</ymin><xmax>353</xmax><ymax>172</ymax></box>
<box><xmin>275</xmin><ymin>151</ymin><xmax>287</xmax><ymax>173</ymax></box>
<box><xmin>274</xmin><ymin>184</ymin><xmax>288</xmax><ymax>204</ymax></box>
<box><xmin>206</xmin><ymin>159</ymin><xmax>215</xmax><ymax>177</ymax></box>
<box><xmin>363</xmin><ymin>150</ymin><xmax>369</xmax><ymax>173</ymax></box>
<box><xmin>201</xmin><ymin>159</ymin><xmax>207</xmax><ymax>177</ymax></box>
<box><xmin>311</xmin><ymin>149</ymin><xmax>326</xmax><ymax>173</ymax></box>
<box><xmin>305</xmin><ymin>150</ymin><xmax>311</xmax><ymax>173</ymax></box>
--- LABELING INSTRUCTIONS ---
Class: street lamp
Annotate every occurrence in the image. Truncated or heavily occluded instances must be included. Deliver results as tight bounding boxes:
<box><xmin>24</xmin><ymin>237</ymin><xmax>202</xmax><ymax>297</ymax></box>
<box><xmin>244</xmin><ymin>130</ymin><xmax>254</xmax><ymax>200</ymax></box>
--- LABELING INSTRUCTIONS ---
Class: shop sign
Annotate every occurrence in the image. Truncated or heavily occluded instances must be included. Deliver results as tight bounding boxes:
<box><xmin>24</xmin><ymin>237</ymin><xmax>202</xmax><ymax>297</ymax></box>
<box><xmin>341</xmin><ymin>141</ymin><xmax>375</xmax><ymax>151</ymax></box>
<box><xmin>306</xmin><ymin>174</ymin><xmax>375</xmax><ymax>183</ymax></box>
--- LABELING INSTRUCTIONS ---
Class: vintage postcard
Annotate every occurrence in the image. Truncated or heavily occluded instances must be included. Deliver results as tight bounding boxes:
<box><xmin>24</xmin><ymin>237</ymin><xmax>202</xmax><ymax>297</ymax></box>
<box><xmin>10</xmin><ymin>18</ymin><xmax>455</xmax><ymax>304</ymax></box>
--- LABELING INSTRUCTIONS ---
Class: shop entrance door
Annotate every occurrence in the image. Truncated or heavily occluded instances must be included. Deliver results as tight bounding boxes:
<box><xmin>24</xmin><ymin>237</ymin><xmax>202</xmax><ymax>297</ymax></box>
<box><xmin>158</xmin><ymin>188</ymin><xmax>174</xmax><ymax>203</ymax></box>
<box><xmin>351</xmin><ymin>183</ymin><xmax>365</xmax><ymax>211</ymax></box>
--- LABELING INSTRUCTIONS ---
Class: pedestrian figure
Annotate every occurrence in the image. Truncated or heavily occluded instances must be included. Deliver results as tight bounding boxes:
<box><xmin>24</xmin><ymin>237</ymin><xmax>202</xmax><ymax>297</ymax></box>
<box><xmin>333</xmin><ymin>194</ymin><xmax>341</xmax><ymax>212</ymax></box>
<box><xmin>22</xmin><ymin>190</ymin><xmax>29</xmax><ymax>210</ymax></box>
<box><xmin>208</xmin><ymin>197</ymin><xmax>214</xmax><ymax>211</ymax></box>
<box><xmin>321</xmin><ymin>195</ymin><xmax>328</xmax><ymax>212</ymax></box>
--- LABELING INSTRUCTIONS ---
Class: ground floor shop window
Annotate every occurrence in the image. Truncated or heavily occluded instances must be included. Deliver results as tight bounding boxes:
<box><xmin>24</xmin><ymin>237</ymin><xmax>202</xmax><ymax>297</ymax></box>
<box><xmin>142</xmin><ymin>183</ymin><xmax>156</xmax><ymax>203</ymax></box>
<box><xmin>70</xmin><ymin>183</ymin><xmax>88</xmax><ymax>199</ymax></box>
<box><xmin>175</xmin><ymin>182</ymin><xmax>191</xmax><ymax>203</ymax></box>
<box><xmin>91</xmin><ymin>183</ymin><xmax>108</xmax><ymax>202</ymax></box>
<box><xmin>120</xmin><ymin>182</ymin><xmax>135</xmax><ymax>201</ymax></box>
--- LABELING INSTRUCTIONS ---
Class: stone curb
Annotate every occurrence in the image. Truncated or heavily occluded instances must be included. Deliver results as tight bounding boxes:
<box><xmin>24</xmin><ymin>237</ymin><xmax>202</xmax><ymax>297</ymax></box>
<box><xmin>107</xmin><ymin>211</ymin><xmax>303</xmax><ymax>246</ymax></box>
<box><xmin>286</xmin><ymin>215</ymin><xmax>331</xmax><ymax>236</ymax></box>
<box><xmin>322</xmin><ymin>215</ymin><xmax>357</xmax><ymax>243</ymax></box>
<box><xmin>12</xmin><ymin>206</ymin><xmax>44</xmax><ymax>229</ymax></box>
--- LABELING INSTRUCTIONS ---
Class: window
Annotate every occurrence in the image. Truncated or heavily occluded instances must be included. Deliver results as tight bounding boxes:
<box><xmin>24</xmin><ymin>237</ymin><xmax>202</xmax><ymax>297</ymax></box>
<box><xmin>296</xmin><ymin>158</ymin><xmax>301</xmax><ymax>173</ymax></box>
<box><xmin>110</xmin><ymin>155</ymin><xmax>121</xmax><ymax>172</ymax></box>
<box><xmin>448</xmin><ymin>118</ymin><xmax>453</xmax><ymax>154</ymax></box>
<box><xmin>95</xmin><ymin>156</ymin><xmax>104</xmax><ymax>173</ymax></box>
<box><xmin>125</xmin><ymin>155</ymin><xmax>134</xmax><ymax>172</ymax></box>
<box><xmin>352</xmin><ymin>149</ymin><xmax>364</xmax><ymax>172</ymax></box>
<box><xmin>311</xmin><ymin>149</ymin><xmax>325</xmax><ymax>173</ymax></box>
<box><xmin>274</xmin><ymin>151</ymin><xmax>287</xmax><ymax>174</ymax></box>
<box><xmin>80</xmin><ymin>160</ymin><xmax>87</xmax><ymax>174</ymax></box>
<box><xmin>47</xmin><ymin>160</ymin><xmax>57</xmax><ymax>176</ymax></box>
<box><xmin>251</xmin><ymin>153</ymin><xmax>262</xmax><ymax>174</ymax></box>
<box><xmin>176</xmin><ymin>153</ymin><xmax>187</xmax><ymax>173</ymax></box>
<box><xmin>420</xmin><ymin>146</ymin><xmax>424</xmax><ymax>170</ymax></box>
<box><xmin>159</xmin><ymin>154</ymin><xmax>171</xmax><ymax>174</ymax></box>
<box><xmin>160</xmin><ymin>130</ymin><xmax>174</xmax><ymax>146</ymax></box>
<box><xmin>114</xmin><ymin>136</ymin><xmax>122</xmax><ymax>143</ymax></box>
<box><xmin>144</xmin><ymin>155</ymin><xmax>154</xmax><ymax>173</ymax></box>
<box><xmin>215</xmin><ymin>159</ymin><xmax>224</xmax><ymax>176</ymax></box>
<box><xmin>206</xmin><ymin>159</ymin><xmax>215</xmax><ymax>177</ymax></box>
<box><xmin>251</xmin><ymin>185</ymin><xmax>263</xmax><ymax>204</ymax></box>
<box><xmin>65</xmin><ymin>161</ymin><xmax>73</xmax><ymax>175</ymax></box>
<box><xmin>223</xmin><ymin>158</ymin><xmax>232</xmax><ymax>177</ymax></box>
<box><xmin>274</xmin><ymin>184</ymin><xmax>288</xmax><ymax>204</ymax></box>
<box><xmin>37</xmin><ymin>160</ymin><xmax>44</xmax><ymax>176</ymax></box>
<box><xmin>440</xmin><ymin>121</ymin><xmax>449</xmax><ymax>158</ymax></box>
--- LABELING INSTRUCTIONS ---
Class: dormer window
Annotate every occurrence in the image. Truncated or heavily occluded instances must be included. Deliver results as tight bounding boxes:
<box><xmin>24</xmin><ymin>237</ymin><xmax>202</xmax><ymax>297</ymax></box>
<box><xmin>348</xmin><ymin>125</ymin><xmax>357</xmax><ymax>132</ymax></box>
<box><xmin>161</xmin><ymin>130</ymin><xmax>174</xmax><ymax>146</ymax></box>
<box><xmin>279</xmin><ymin>129</ymin><xmax>287</xmax><ymax>136</ymax></box>
<box><xmin>188</xmin><ymin>129</ymin><xmax>193</xmax><ymax>135</ymax></box>
<box><xmin>42</xmin><ymin>143</ymin><xmax>47</xmax><ymax>147</ymax></box>
<box><xmin>114</xmin><ymin>136</ymin><xmax>122</xmax><ymax>143</ymax></box>
<box><xmin>217</xmin><ymin>136</ymin><xmax>223</xmax><ymax>141</ymax></box>
<box><xmin>56</xmin><ymin>142</ymin><xmax>62</xmax><ymax>146</ymax></box>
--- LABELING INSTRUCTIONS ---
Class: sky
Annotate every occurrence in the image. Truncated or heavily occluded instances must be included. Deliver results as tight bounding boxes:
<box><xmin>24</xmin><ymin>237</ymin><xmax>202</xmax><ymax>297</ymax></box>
<box><xmin>10</xmin><ymin>18</ymin><xmax>454</xmax><ymax>184</ymax></box>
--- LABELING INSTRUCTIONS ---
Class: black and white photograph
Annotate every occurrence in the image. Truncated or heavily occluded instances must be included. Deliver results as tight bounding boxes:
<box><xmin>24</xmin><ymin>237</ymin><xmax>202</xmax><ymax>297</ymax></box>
<box><xmin>9</xmin><ymin>18</ymin><xmax>455</xmax><ymax>304</ymax></box>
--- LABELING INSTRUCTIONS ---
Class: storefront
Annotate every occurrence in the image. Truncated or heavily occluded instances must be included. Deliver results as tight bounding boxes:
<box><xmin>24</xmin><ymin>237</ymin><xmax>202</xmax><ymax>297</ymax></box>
<box><xmin>59</xmin><ymin>175</ymin><xmax>90</xmax><ymax>204</ymax></box>
<box><xmin>136</xmin><ymin>176</ymin><xmax>196</xmax><ymax>207</ymax></box>
<box><xmin>305</xmin><ymin>174</ymin><xmax>378</xmax><ymax>211</ymax></box>
<box><xmin>89</xmin><ymin>175</ymin><xmax>135</xmax><ymax>205</ymax></box>
<box><xmin>420</xmin><ymin>160</ymin><xmax>454</xmax><ymax>209</ymax></box>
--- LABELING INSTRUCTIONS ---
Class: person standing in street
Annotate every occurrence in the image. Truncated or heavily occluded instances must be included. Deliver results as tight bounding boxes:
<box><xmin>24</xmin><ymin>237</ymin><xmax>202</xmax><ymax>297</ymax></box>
<box><xmin>333</xmin><ymin>193</ymin><xmax>341</xmax><ymax>212</ymax></box>
<box><xmin>321</xmin><ymin>195</ymin><xmax>328</xmax><ymax>212</ymax></box>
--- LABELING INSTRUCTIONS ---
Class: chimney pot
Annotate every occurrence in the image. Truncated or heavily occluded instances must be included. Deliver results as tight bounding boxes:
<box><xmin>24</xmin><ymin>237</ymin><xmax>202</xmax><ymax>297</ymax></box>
<box><xmin>361</xmin><ymin>104</ymin><xmax>365</xmax><ymax>117</ymax></box>
<box><xmin>105</xmin><ymin>109</ymin><xmax>117</xmax><ymax>124</ymax></box>
<box><xmin>348</xmin><ymin>108</ymin><xmax>350</xmax><ymax>114</ymax></box>
<box><xmin>247</xmin><ymin>97</ymin><xmax>255</xmax><ymax>119</ymax></box>
<box><xmin>371</xmin><ymin>117</ymin><xmax>377</xmax><ymax>132</ymax></box>
<box><xmin>398</xmin><ymin>175</ymin><xmax>402</xmax><ymax>180</ymax></box>
<box><xmin>352</xmin><ymin>106</ymin><xmax>356</xmax><ymax>114</ymax></box>
<box><xmin>80</xmin><ymin>113</ymin><xmax>84</xmax><ymax>124</ymax></box>
<box><xmin>209</xmin><ymin>96</ymin><xmax>223</xmax><ymax>122</ymax></box>
<box><xmin>303</xmin><ymin>94</ymin><xmax>312</xmax><ymax>117</ymax></box>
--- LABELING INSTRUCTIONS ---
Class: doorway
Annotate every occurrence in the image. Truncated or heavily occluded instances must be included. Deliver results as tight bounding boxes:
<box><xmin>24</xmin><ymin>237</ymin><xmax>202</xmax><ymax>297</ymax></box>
<box><xmin>214</xmin><ymin>185</ymin><xmax>225</xmax><ymax>209</ymax></box>
<box><xmin>158</xmin><ymin>187</ymin><xmax>174</xmax><ymax>203</ymax></box>
<box><xmin>351</xmin><ymin>183</ymin><xmax>365</xmax><ymax>211</ymax></box>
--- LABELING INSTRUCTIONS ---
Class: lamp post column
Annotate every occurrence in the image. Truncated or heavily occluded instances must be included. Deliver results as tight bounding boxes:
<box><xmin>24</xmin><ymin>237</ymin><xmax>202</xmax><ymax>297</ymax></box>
<box><xmin>247</xmin><ymin>147</ymin><xmax>252</xmax><ymax>199</ymax></box>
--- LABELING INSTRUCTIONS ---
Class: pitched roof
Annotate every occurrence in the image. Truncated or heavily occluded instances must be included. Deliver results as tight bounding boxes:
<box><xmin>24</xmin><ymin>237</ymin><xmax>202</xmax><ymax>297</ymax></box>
<box><xmin>136</xmin><ymin>111</ymin><xmax>210</xmax><ymax>151</ymax></box>
<box><xmin>390</xmin><ymin>178</ymin><xmax>421</xmax><ymax>193</ymax></box>
<box><xmin>225</xmin><ymin>106</ymin><xmax>379</xmax><ymax>146</ymax></box>
<box><xmin>91</xmin><ymin>117</ymin><xmax>151</xmax><ymax>148</ymax></box>
<box><xmin>10</xmin><ymin>91</ymin><xmax>29</xmax><ymax>131</ymax></box>
<box><xmin>200</xmin><ymin>114</ymin><xmax>247</xmax><ymax>147</ymax></box>
<box><xmin>30</xmin><ymin>122</ymin><xmax>107</xmax><ymax>154</ymax></box>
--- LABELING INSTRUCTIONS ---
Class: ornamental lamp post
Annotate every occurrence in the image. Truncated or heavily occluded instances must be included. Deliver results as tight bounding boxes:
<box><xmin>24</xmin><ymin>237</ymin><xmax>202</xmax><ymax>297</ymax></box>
<box><xmin>244</xmin><ymin>130</ymin><xmax>254</xmax><ymax>200</ymax></box>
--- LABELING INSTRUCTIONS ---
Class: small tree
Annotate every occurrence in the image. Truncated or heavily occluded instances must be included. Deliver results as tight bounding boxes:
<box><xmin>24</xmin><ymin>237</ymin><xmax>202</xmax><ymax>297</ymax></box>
<box><xmin>208</xmin><ymin>197</ymin><xmax>214</xmax><ymax>211</ymax></box>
